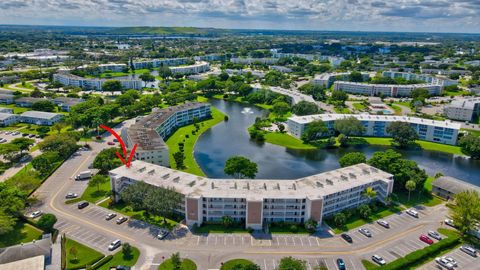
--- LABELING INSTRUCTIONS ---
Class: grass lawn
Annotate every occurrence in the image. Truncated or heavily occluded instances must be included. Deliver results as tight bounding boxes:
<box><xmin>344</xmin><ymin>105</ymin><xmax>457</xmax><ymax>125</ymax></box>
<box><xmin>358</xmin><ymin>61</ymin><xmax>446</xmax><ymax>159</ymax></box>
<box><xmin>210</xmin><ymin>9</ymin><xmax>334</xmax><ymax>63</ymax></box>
<box><xmin>268</xmin><ymin>223</ymin><xmax>311</xmax><ymax>234</ymax></box>
<box><xmin>3</xmin><ymin>104</ymin><xmax>30</xmax><ymax>114</ymax></box>
<box><xmin>193</xmin><ymin>223</ymin><xmax>249</xmax><ymax>234</ymax></box>
<box><xmin>463</xmin><ymin>128</ymin><xmax>480</xmax><ymax>137</ymax></box>
<box><xmin>80</xmin><ymin>177</ymin><xmax>111</xmax><ymax>204</ymax></box>
<box><xmin>334</xmin><ymin>106</ymin><xmax>351</xmax><ymax>114</ymax></box>
<box><xmin>357</xmin><ymin>137</ymin><xmax>464</xmax><ymax>155</ymax></box>
<box><xmin>264</xmin><ymin>132</ymin><xmax>317</xmax><ymax>150</ymax></box>
<box><xmin>98</xmin><ymin>246</ymin><xmax>140</xmax><ymax>270</ymax></box>
<box><xmin>352</xmin><ymin>102</ymin><xmax>367</xmax><ymax>111</ymax></box>
<box><xmin>158</xmin><ymin>258</ymin><xmax>197</xmax><ymax>270</ymax></box>
<box><xmin>65</xmin><ymin>238</ymin><xmax>104</xmax><ymax>270</ymax></box>
<box><xmin>0</xmin><ymin>221</ymin><xmax>43</xmax><ymax>248</ymax></box>
<box><xmin>393</xmin><ymin>101</ymin><xmax>411</xmax><ymax>108</ymax></box>
<box><xmin>165</xmin><ymin>106</ymin><xmax>225</xmax><ymax>176</ymax></box>
<box><xmin>324</xmin><ymin>204</ymin><xmax>404</xmax><ymax>234</ymax></box>
<box><xmin>389</xmin><ymin>104</ymin><xmax>402</xmax><ymax>115</ymax></box>
<box><xmin>99</xmin><ymin>199</ymin><xmax>179</xmax><ymax>230</ymax></box>
<box><xmin>393</xmin><ymin>190</ymin><xmax>443</xmax><ymax>208</ymax></box>
<box><xmin>220</xmin><ymin>259</ymin><xmax>257</xmax><ymax>270</ymax></box>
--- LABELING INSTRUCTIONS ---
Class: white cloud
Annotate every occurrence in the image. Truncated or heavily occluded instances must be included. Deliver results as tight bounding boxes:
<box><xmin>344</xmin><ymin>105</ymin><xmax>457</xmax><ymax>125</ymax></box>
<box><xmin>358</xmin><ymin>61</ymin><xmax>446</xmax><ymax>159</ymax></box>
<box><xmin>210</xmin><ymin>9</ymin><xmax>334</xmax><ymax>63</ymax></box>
<box><xmin>0</xmin><ymin>0</ymin><xmax>478</xmax><ymax>33</ymax></box>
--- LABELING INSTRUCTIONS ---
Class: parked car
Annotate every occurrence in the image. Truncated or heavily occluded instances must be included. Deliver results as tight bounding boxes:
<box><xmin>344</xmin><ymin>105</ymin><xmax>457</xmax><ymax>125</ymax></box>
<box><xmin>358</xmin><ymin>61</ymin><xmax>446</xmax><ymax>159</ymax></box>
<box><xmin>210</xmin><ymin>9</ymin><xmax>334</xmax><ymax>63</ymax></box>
<box><xmin>359</xmin><ymin>228</ymin><xmax>372</xmax><ymax>237</ymax></box>
<box><xmin>442</xmin><ymin>256</ymin><xmax>457</xmax><ymax>267</ymax></box>
<box><xmin>372</xmin><ymin>255</ymin><xmax>386</xmax><ymax>265</ymax></box>
<box><xmin>341</xmin><ymin>233</ymin><xmax>353</xmax><ymax>243</ymax></box>
<box><xmin>96</xmin><ymin>135</ymin><xmax>102</xmax><ymax>140</ymax></box>
<box><xmin>435</xmin><ymin>257</ymin><xmax>454</xmax><ymax>270</ymax></box>
<box><xmin>419</xmin><ymin>234</ymin><xmax>434</xmax><ymax>245</ymax></box>
<box><xmin>28</xmin><ymin>134</ymin><xmax>35</xmax><ymax>138</ymax></box>
<box><xmin>30</xmin><ymin>210</ymin><xmax>42</xmax><ymax>218</ymax></box>
<box><xmin>157</xmin><ymin>229</ymin><xmax>170</xmax><ymax>240</ymax></box>
<box><xmin>336</xmin><ymin>258</ymin><xmax>346</xmax><ymax>270</ymax></box>
<box><xmin>406</xmin><ymin>208</ymin><xmax>419</xmax><ymax>218</ymax></box>
<box><xmin>428</xmin><ymin>230</ymin><xmax>442</xmax><ymax>240</ymax></box>
<box><xmin>108</xmin><ymin>239</ymin><xmax>121</xmax><ymax>251</ymax></box>
<box><xmin>107</xmin><ymin>141</ymin><xmax>115</xmax><ymax>145</ymax></box>
<box><xmin>106</xmin><ymin>213</ymin><xmax>117</xmax><ymax>221</ymax></box>
<box><xmin>77</xmin><ymin>201</ymin><xmax>89</xmax><ymax>209</ymax></box>
<box><xmin>377</xmin><ymin>220</ymin><xmax>390</xmax><ymax>228</ymax></box>
<box><xmin>116</xmin><ymin>216</ymin><xmax>128</xmax><ymax>224</ymax></box>
<box><xmin>445</xmin><ymin>219</ymin><xmax>456</xmax><ymax>227</ymax></box>
<box><xmin>460</xmin><ymin>245</ymin><xmax>477</xmax><ymax>257</ymax></box>
<box><xmin>113</xmin><ymin>138</ymin><xmax>119</xmax><ymax>142</ymax></box>
<box><xmin>65</xmin><ymin>192</ymin><xmax>78</xmax><ymax>199</ymax></box>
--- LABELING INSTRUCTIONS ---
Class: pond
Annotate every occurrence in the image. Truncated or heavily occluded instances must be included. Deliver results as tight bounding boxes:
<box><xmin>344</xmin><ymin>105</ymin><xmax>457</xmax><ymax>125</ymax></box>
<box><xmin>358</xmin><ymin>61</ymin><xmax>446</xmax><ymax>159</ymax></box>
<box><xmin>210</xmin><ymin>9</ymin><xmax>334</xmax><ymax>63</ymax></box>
<box><xmin>194</xmin><ymin>99</ymin><xmax>480</xmax><ymax>185</ymax></box>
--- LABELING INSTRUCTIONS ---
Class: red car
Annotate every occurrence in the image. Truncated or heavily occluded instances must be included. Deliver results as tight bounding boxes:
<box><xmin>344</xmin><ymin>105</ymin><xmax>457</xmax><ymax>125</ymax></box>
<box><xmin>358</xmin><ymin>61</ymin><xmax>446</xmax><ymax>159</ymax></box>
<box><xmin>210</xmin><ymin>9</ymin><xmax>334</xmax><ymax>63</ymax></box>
<box><xmin>420</xmin><ymin>234</ymin><xmax>434</xmax><ymax>245</ymax></box>
<box><xmin>107</xmin><ymin>141</ymin><xmax>115</xmax><ymax>145</ymax></box>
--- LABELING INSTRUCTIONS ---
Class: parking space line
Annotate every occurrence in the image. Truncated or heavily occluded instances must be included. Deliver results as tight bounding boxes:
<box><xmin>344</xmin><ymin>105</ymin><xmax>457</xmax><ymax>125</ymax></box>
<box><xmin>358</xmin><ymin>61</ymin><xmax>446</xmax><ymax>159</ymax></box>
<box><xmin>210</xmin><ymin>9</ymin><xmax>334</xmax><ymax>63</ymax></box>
<box><xmin>349</xmin><ymin>258</ymin><xmax>357</xmax><ymax>270</ymax></box>
<box><xmin>315</xmin><ymin>237</ymin><xmax>320</xmax><ymax>246</ymax></box>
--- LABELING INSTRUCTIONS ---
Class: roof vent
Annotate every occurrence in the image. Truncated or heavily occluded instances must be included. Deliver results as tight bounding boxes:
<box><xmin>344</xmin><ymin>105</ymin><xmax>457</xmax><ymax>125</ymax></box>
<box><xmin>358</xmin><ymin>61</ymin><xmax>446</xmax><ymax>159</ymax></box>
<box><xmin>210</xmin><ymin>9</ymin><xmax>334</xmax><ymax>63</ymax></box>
<box><xmin>326</xmin><ymin>179</ymin><xmax>333</xmax><ymax>185</ymax></box>
<box><xmin>148</xmin><ymin>169</ymin><xmax>155</xmax><ymax>175</ymax></box>
<box><xmin>316</xmin><ymin>181</ymin><xmax>324</xmax><ymax>188</ymax></box>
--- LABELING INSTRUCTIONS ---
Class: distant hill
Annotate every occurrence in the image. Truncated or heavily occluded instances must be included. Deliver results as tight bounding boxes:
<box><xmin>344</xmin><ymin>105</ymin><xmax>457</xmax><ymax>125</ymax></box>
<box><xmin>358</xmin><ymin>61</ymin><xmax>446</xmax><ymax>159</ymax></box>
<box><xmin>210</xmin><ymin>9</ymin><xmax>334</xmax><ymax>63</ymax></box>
<box><xmin>107</xmin><ymin>26</ymin><xmax>231</xmax><ymax>35</ymax></box>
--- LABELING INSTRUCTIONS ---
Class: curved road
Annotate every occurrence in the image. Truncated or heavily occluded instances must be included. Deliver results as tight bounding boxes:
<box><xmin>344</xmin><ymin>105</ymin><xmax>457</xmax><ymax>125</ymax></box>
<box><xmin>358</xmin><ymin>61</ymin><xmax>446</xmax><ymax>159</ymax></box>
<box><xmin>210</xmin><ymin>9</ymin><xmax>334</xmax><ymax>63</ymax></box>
<box><xmin>30</xmin><ymin>125</ymin><xmax>458</xmax><ymax>270</ymax></box>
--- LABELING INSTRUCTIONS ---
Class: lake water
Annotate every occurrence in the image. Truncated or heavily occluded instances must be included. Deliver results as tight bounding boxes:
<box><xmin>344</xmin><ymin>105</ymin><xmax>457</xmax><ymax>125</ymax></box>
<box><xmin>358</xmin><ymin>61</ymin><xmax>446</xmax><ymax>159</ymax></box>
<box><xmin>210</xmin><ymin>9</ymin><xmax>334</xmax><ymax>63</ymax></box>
<box><xmin>194</xmin><ymin>99</ymin><xmax>480</xmax><ymax>185</ymax></box>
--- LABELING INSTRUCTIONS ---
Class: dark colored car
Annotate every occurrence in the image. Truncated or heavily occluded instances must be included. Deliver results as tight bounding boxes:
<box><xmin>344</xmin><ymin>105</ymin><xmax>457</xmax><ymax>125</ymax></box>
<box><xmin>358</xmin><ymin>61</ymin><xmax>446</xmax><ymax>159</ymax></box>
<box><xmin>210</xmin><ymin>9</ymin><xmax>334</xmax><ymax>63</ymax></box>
<box><xmin>336</xmin><ymin>258</ymin><xmax>346</xmax><ymax>270</ymax></box>
<box><xmin>341</xmin><ymin>233</ymin><xmax>353</xmax><ymax>243</ymax></box>
<box><xmin>77</xmin><ymin>201</ymin><xmax>89</xmax><ymax>209</ymax></box>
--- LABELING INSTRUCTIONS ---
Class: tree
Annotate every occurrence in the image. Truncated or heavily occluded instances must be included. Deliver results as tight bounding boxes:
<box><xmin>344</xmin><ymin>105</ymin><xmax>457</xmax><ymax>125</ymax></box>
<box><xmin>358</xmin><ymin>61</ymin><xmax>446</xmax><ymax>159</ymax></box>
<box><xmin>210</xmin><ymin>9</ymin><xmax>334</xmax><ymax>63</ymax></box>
<box><xmin>93</xmin><ymin>148</ymin><xmax>123</xmax><ymax>174</ymax></box>
<box><xmin>363</xmin><ymin>187</ymin><xmax>377</xmax><ymax>203</ymax></box>
<box><xmin>338</xmin><ymin>152</ymin><xmax>366</xmax><ymax>167</ymax></box>
<box><xmin>272</xmin><ymin>101</ymin><xmax>290</xmax><ymax>115</ymax></box>
<box><xmin>52</xmin><ymin>122</ymin><xmax>66</xmax><ymax>134</ymax></box>
<box><xmin>158</xmin><ymin>65</ymin><xmax>172</xmax><ymax>80</ymax></box>
<box><xmin>232</xmin><ymin>263</ymin><xmax>261</xmax><ymax>270</ymax></box>
<box><xmin>304</xmin><ymin>219</ymin><xmax>318</xmax><ymax>233</ymax></box>
<box><xmin>38</xmin><ymin>134</ymin><xmax>78</xmax><ymax>159</ymax></box>
<box><xmin>349</xmin><ymin>71</ymin><xmax>364</xmax><ymax>82</ymax></box>
<box><xmin>221</xmin><ymin>215</ymin><xmax>234</xmax><ymax>228</ymax></box>
<box><xmin>459</xmin><ymin>134</ymin><xmax>480</xmax><ymax>159</ymax></box>
<box><xmin>37</xmin><ymin>213</ymin><xmax>57</xmax><ymax>232</ymax></box>
<box><xmin>32</xmin><ymin>151</ymin><xmax>61</xmax><ymax>175</ymax></box>
<box><xmin>120</xmin><ymin>181</ymin><xmax>151</xmax><ymax>210</ymax></box>
<box><xmin>337</xmin><ymin>134</ymin><xmax>348</xmax><ymax>147</ymax></box>
<box><xmin>411</xmin><ymin>88</ymin><xmax>430</xmax><ymax>104</ymax></box>
<box><xmin>334</xmin><ymin>117</ymin><xmax>365</xmax><ymax>138</ymax></box>
<box><xmin>122</xmin><ymin>242</ymin><xmax>133</xmax><ymax>260</ymax></box>
<box><xmin>334</xmin><ymin>212</ymin><xmax>346</xmax><ymax>227</ymax></box>
<box><xmin>102</xmin><ymin>80</ymin><xmax>123</xmax><ymax>92</ymax></box>
<box><xmin>32</xmin><ymin>100</ymin><xmax>56</xmax><ymax>112</ymax></box>
<box><xmin>69</xmin><ymin>246</ymin><xmax>78</xmax><ymax>261</ymax></box>
<box><xmin>173</xmin><ymin>151</ymin><xmax>186</xmax><ymax>169</ymax></box>
<box><xmin>405</xmin><ymin>180</ymin><xmax>416</xmax><ymax>201</ymax></box>
<box><xmin>450</xmin><ymin>190</ymin><xmax>480</xmax><ymax>235</ymax></box>
<box><xmin>0</xmin><ymin>210</ymin><xmax>16</xmax><ymax>235</ymax></box>
<box><xmin>0</xmin><ymin>143</ymin><xmax>21</xmax><ymax>163</ymax></box>
<box><xmin>278</xmin><ymin>123</ymin><xmax>285</xmax><ymax>133</ymax></box>
<box><xmin>224</xmin><ymin>156</ymin><xmax>258</xmax><ymax>179</ymax></box>
<box><xmin>89</xmin><ymin>175</ymin><xmax>108</xmax><ymax>191</ymax></box>
<box><xmin>330</xmin><ymin>90</ymin><xmax>348</xmax><ymax>105</ymax></box>
<box><xmin>139</xmin><ymin>72</ymin><xmax>155</xmax><ymax>82</ymax></box>
<box><xmin>292</xmin><ymin>101</ymin><xmax>320</xmax><ymax>116</ymax></box>
<box><xmin>10</xmin><ymin>138</ymin><xmax>34</xmax><ymax>153</ymax></box>
<box><xmin>278</xmin><ymin>257</ymin><xmax>307</xmax><ymax>270</ymax></box>
<box><xmin>170</xmin><ymin>252</ymin><xmax>182</xmax><ymax>270</ymax></box>
<box><xmin>358</xmin><ymin>204</ymin><xmax>371</xmax><ymax>219</ymax></box>
<box><xmin>386</xmin><ymin>121</ymin><xmax>418</xmax><ymax>148</ymax></box>
<box><xmin>301</xmin><ymin>120</ymin><xmax>328</xmax><ymax>142</ymax></box>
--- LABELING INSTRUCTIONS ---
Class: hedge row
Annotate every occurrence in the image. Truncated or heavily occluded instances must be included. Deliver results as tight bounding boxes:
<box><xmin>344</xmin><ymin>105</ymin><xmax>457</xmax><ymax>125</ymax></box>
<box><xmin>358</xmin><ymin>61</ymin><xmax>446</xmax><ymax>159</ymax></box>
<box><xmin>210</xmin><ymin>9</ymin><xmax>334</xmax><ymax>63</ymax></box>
<box><xmin>87</xmin><ymin>255</ymin><xmax>113</xmax><ymax>270</ymax></box>
<box><xmin>378</xmin><ymin>230</ymin><xmax>461</xmax><ymax>270</ymax></box>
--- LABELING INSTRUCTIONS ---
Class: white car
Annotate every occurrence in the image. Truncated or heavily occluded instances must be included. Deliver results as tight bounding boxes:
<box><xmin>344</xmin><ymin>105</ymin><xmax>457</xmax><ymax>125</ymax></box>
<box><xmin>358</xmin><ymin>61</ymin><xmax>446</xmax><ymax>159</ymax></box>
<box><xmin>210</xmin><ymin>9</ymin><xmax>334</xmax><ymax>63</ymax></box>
<box><xmin>406</xmin><ymin>208</ymin><xmax>419</xmax><ymax>218</ymax></box>
<box><xmin>442</xmin><ymin>256</ymin><xmax>457</xmax><ymax>267</ymax></box>
<box><xmin>435</xmin><ymin>257</ymin><xmax>454</xmax><ymax>270</ymax></box>
<box><xmin>65</xmin><ymin>192</ymin><xmax>78</xmax><ymax>199</ymax></box>
<box><xmin>460</xmin><ymin>245</ymin><xmax>477</xmax><ymax>257</ymax></box>
<box><xmin>358</xmin><ymin>228</ymin><xmax>372</xmax><ymax>237</ymax></box>
<box><xmin>445</xmin><ymin>219</ymin><xmax>455</xmax><ymax>227</ymax></box>
<box><xmin>30</xmin><ymin>210</ymin><xmax>42</xmax><ymax>218</ymax></box>
<box><xmin>372</xmin><ymin>254</ymin><xmax>386</xmax><ymax>265</ymax></box>
<box><xmin>157</xmin><ymin>229</ymin><xmax>169</xmax><ymax>240</ymax></box>
<box><xmin>377</xmin><ymin>219</ymin><xmax>390</xmax><ymax>228</ymax></box>
<box><xmin>108</xmin><ymin>239</ymin><xmax>121</xmax><ymax>251</ymax></box>
<box><xmin>428</xmin><ymin>230</ymin><xmax>442</xmax><ymax>240</ymax></box>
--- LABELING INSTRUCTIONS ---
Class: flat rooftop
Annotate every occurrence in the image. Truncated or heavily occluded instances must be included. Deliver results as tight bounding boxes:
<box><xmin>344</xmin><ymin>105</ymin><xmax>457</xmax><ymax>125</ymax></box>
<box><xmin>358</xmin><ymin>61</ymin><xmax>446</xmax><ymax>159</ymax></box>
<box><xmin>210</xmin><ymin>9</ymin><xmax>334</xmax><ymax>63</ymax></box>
<box><xmin>0</xmin><ymin>112</ymin><xmax>16</xmax><ymax>120</ymax></box>
<box><xmin>447</xmin><ymin>97</ymin><xmax>480</xmax><ymax>110</ymax></box>
<box><xmin>334</xmin><ymin>81</ymin><xmax>440</xmax><ymax>88</ymax></box>
<box><xmin>20</xmin><ymin>111</ymin><xmax>63</xmax><ymax>119</ymax></box>
<box><xmin>288</xmin><ymin>113</ymin><xmax>462</xmax><ymax>129</ymax></box>
<box><xmin>110</xmin><ymin>160</ymin><xmax>393</xmax><ymax>200</ymax></box>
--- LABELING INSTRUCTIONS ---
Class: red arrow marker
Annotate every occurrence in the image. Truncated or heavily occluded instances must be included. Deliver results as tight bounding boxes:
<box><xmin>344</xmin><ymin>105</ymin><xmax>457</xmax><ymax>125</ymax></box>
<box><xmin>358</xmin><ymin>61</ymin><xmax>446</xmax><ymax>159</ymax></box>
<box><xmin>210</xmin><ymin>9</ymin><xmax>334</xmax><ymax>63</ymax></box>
<box><xmin>99</xmin><ymin>124</ymin><xmax>137</xmax><ymax>168</ymax></box>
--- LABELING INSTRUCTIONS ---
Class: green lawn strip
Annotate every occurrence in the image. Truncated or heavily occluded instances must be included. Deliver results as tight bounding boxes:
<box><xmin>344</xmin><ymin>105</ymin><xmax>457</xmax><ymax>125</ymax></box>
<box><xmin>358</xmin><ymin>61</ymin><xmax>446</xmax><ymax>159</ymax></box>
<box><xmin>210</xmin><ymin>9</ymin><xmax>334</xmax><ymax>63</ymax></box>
<box><xmin>462</xmin><ymin>128</ymin><xmax>480</xmax><ymax>137</ymax></box>
<box><xmin>0</xmin><ymin>221</ymin><xmax>43</xmax><ymax>248</ymax></box>
<box><xmin>356</xmin><ymin>137</ymin><xmax>464</xmax><ymax>155</ymax></box>
<box><xmin>158</xmin><ymin>258</ymin><xmax>197</xmax><ymax>270</ymax></box>
<box><xmin>193</xmin><ymin>223</ymin><xmax>249</xmax><ymax>234</ymax></box>
<box><xmin>352</xmin><ymin>102</ymin><xmax>367</xmax><ymax>111</ymax></box>
<box><xmin>393</xmin><ymin>190</ymin><xmax>443</xmax><ymax>208</ymax></box>
<box><xmin>165</xmin><ymin>106</ymin><xmax>225</xmax><ymax>176</ymax></box>
<box><xmin>99</xmin><ymin>199</ymin><xmax>179</xmax><ymax>230</ymax></box>
<box><xmin>65</xmin><ymin>238</ymin><xmax>104</xmax><ymax>270</ymax></box>
<box><xmin>268</xmin><ymin>223</ymin><xmax>311</xmax><ymax>234</ymax></box>
<box><xmin>97</xmin><ymin>246</ymin><xmax>140</xmax><ymax>270</ymax></box>
<box><xmin>361</xmin><ymin>228</ymin><xmax>461</xmax><ymax>270</ymax></box>
<box><xmin>220</xmin><ymin>259</ymin><xmax>256</xmax><ymax>270</ymax></box>
<box><xmin>80</xmin><ymin>179</ymin><xmax>111</xmax><ymax>204</ymax></box>
<box><xmin>393</xmin><ymin>101</ymin><xmax>411</xmax><ymax>108</ymax></box>
<box><xmin>388</xmin><ymin>104</ymin><xmax>402</xmax><ymax>115</ymax></box>
<box><xmin>334</xmin><ymin>106</ymin><xmax>351</xmax><ymax>113</ymax></box>
<box><xmin>264</xmin><ymin>132</ymin><xmax>317</xmax><ymax>150</ymax></box>
<box><xmin>3</xmin><ymin>104</ymin><xmax>30</xmax><ymax>113</ymax></box>
<box><xmin>211</xmin><ymin>94</ymin><xmax>273</xmax><ymax>110</ymax></box>
<box><xmin>324</xmin><ymin>204</ymin><xmax>404</xmax><ymax>234</ymax></box>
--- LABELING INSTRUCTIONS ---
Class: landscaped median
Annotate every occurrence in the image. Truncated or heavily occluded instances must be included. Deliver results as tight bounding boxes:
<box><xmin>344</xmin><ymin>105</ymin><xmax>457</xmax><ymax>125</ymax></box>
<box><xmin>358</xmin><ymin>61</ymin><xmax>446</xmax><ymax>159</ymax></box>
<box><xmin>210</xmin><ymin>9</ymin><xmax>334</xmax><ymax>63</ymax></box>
<box><xmin>158</xmin><ymin>258</ymin><xmax>197</xmax><ymax>270</ymax></box>
<box><xmin>361</xmin><ymin>228</ymin><xmax>461</xmax><ymax>270</ymax></box>
<box><xmin>220</xmin><ymin>259</ymin><xmax>257</xmax><ymax>270</ymax></box>
<box><xmin>165</xmin><ymin>106</ymin><xmax>226</xmax><ymax>176</ymax></box>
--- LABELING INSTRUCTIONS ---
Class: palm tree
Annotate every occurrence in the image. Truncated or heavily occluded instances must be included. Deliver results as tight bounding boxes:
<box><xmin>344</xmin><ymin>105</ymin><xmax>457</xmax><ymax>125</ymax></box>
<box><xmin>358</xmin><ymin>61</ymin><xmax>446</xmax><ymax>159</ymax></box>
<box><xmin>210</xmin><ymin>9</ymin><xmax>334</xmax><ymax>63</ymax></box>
<box><xmin>405</xmin><ymin>180</ymin><xmax>416</xmax><ymax>201</ymax></box>
<box><xmin>363</xmin><ymin>187</ymin><xmax>377</xmax><ymax>204</ymax></box>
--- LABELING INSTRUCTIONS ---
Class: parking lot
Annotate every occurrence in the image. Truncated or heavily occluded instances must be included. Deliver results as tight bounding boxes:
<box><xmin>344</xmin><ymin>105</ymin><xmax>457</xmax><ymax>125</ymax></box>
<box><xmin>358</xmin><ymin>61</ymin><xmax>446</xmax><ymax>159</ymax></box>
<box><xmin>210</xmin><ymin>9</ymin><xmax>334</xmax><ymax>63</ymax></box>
<box><xmin>419</xmin><ymin>247</ymin><xmax>479</xmax><ymax>270</ymax></box>
<box><xmin>249</xmin><ymin>257</ymin><xmax>363</xmax><ymax>270</ymax></box>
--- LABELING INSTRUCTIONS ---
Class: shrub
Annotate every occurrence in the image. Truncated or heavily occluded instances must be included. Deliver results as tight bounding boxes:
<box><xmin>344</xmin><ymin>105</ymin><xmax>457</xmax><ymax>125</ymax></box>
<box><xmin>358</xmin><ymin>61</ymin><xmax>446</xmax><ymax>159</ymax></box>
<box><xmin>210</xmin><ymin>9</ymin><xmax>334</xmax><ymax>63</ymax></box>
<box><xmin>37</xmin><ymin>213</ymin><xmax>57</xmax><ymax>232</ymax></box>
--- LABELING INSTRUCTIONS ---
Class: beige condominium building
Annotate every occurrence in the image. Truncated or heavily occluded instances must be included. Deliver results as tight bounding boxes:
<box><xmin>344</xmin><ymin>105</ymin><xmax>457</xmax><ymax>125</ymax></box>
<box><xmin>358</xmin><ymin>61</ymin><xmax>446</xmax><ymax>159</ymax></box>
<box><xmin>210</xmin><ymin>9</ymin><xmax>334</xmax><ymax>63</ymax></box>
<box><xmin>121</xmin><ymin>102</ymin><xmax>211</xmax><ymax>167</ymax></box>
<box><xmin>109</xmin><ymin>160</ymin><xmax>394</xmax><ymax>230</ymax></box>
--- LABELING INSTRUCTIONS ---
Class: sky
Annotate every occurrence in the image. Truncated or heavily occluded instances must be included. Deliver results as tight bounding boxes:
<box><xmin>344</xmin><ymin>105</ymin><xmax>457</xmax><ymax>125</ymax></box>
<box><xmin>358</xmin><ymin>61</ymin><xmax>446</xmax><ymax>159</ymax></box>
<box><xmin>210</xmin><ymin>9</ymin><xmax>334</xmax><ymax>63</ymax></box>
<box><xmin>0</xmin><ymin>0</ymin><xmax>479</xmax><ymax>33</ymax></box>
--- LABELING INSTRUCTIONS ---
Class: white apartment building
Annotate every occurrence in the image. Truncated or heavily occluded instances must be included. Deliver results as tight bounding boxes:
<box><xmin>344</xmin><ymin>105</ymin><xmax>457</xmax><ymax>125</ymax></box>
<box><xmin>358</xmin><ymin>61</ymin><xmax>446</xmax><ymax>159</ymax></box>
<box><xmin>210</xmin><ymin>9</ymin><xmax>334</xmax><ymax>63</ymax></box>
<box><xmin>132</xmin><ymin>58</ymin><xmax>189</xmax><ymax>69</ymax></box>
<box><xmin>333</xmin><ymin>81</ymin><xmax>442</xmax><ymax>97</ymax></box>
<box><xmin>382</xmin><ymin>71</ymin><xmax>458</xmax><ymax>87</ymax></box>
<box><xmin>169</xmin><ymin>62</ymin><xmax>210</xmax><ymax>75</ymax></box>
<box><xmin>98</xmin><ymin>63</ymin><xmax>127</xmax><ymax>73</ymax></box>
<box><xmin>121</xmin><ymin>102</ymin><xmax>211</xmax><ymax>167</ymax></box>
<box><xmin>19</xmin><ymin>111</ymin><xmax>64</xmax><ymax>126</ymax></box>
<box><xmin>312</xmin><ymin>72</ymin><xmax>371</xmax><ymax>88</ymax></box>
<box><xmin>444</xmin><ymin>97</ymin><xmax>480</xmax><ymax>122</ymax></box>
<box><xmin>53</xmin><ymin>73</ymin><xmax>142</xmax><ymax>91</ymax></box>
<box><xmin>288</xmin><ymin>114</ymin><xmax>461</xmax><ymax>145</ymax></box>
<box><xmin>230</xmin><ymin>58</ymin><xmax>279</xmax><ymax>65</ymax></box>
<box><xmin>0</xmin><ymin>113</ymin><xmax>19</xmax><ymax>126</ymax></box>
<box><xmin>109</xmin><ymin>160</ymin><xmax>394</xmax><ymax>230</ymax></box>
